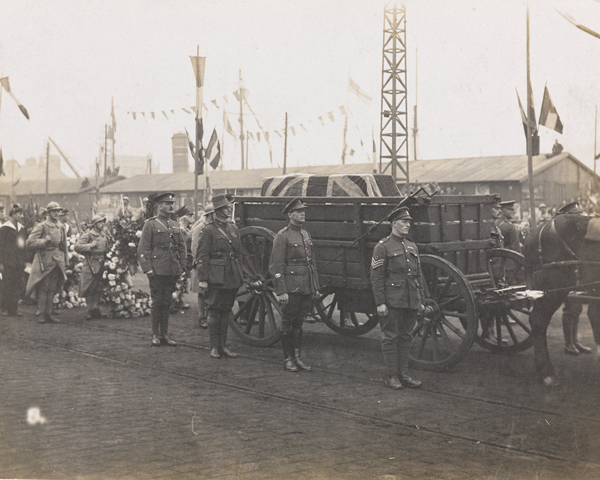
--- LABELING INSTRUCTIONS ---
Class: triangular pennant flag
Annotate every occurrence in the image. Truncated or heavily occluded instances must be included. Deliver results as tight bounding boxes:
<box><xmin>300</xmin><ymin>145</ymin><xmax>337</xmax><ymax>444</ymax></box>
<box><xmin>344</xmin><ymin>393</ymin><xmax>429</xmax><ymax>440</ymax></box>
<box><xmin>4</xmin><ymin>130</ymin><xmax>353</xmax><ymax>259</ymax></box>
<box><xmin>539</xmin><ymin>85</ymin><xmax>563</xmax><ymax>134</ymax></box>
<box><xmin>247</xmin><ymin>132</ymin><xmax>254</xmax><ymax>140</ymax></box>
<box><xmin>339</xmin><ymin>105</ymin><xmax>347</xmax><ymax>116</ymax></box>
<box><xmin>189</xmin><ymin>56</ymin><xmax>206</xmax><ymax>88</ymax></box>
<box><xmin>318</xmin><ymin>116</ymin><xmax>324</xmax><ymax>126</ymax></box>
<box><xmin>223</xmin><ymin>95</ymin><xmax>229</xmax><ymax>104</ymax></box>
<box><xmin>141</xmin><ymin>112</ymin><xmax>146</xmax><ymax>118</ymax></box>
<box><xmin>349</xmin><ymin>149</ymin><xmax>355</xmax><ymax>156</ymax></box>
<box><xmin>211</xmin><ymin>99</ymin><xmax>219</xmax><ymax>108</ymax></box>
<box><xmin>275</xmin><ymin>131</ymin><xmax>282</xmax><ymax>137</ymax></box>
<box><xmin>171</xmin><ymin>110</ymin><xmax>175</xmax><ymax>114</ymax></box>
<box><xmin>132</xmin><ymin>112</ymin><xmax>137</xmax><ymax>120</ymax></box>
<box><xmin>162</xmin><ymin>111</ymin><xmax>168</xmax><ymax>119</ymax></box>
<box><xmin>185</xmin><ymin>128</ymin><xmax>195</xmax><ymax>156</ymax></box>
<box><xmin>348</xmin><ymin>76</ymin><xmax>372</xmax><ymax>104</ymax></box>
<box><xmin>290</xmin><ymin>127</ymin><xmax>296</xmax><ymax>136</ymax></box>
<box><xmin>191</xmin><ymin>106</ymin><xmax>197</xmax><ymax>114</ymax></box>
<box><xmin>233</xmin><ymin>91</ymin><xmax>241</xmax><ymax>102</ymax></box>
<box><xmin>264</xmin><ymin>132</ymin><xmax>270</xmax><ymax>142</ymax></box>
<box><xmin>205</xmin><ymin>128</ymin><xmax>221</xmax><ymax>169</ymax></box>
<box><xmin>151</xmin><ymin>112</ymin><xmax>155</xmax><ymax>119</ymax></box>
<box><xmin>111</xmin><ymin>96</ymin><xmax>117</xmax><ymax>133</ymax></box>
<box><xmin>257</xmin><ymin>132</ymin><xmax>261</xmax><ymax>142</ymax></box>
<box><xmin>327</xmin><ymin>112</ymin><xmax>335</xmax><ymax>122</ymax></box>
<box><xmin>0</xmin><ymin>77</ymin><xmax>30</xmax><ymax>120</ymax></box>
<box><xmin>182</xmin><ymin>108</ymin><xmax>191</xmax><ymax>114</ymax></box>
<box><xmin>300</xmin><ymin>124</ymin><xmax>307</xmax><ymax>131</ymax></box>
<box><xmin>223</xmin><ymin>111</ymin><xmax>236</xmax><ymax>136</ymax></box>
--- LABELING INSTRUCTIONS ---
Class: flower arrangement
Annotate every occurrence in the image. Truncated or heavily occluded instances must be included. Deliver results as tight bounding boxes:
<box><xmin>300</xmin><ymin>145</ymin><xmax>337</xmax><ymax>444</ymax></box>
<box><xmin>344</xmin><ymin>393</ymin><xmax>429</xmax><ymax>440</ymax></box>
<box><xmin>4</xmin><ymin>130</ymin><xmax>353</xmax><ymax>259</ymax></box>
<box><xmin>55</xmin><ymin>233</ymin><xmax>87</xmax><ymax>309</ymax></box>
<box><xmin>97</xmin><ymin>219</ymin><xmax>151</xmax><ymax>318</ymax></box>
<box><xmin>170</xmin><ymin>270</ymin><xmax>190</xmax><ymax>313</ymax></box>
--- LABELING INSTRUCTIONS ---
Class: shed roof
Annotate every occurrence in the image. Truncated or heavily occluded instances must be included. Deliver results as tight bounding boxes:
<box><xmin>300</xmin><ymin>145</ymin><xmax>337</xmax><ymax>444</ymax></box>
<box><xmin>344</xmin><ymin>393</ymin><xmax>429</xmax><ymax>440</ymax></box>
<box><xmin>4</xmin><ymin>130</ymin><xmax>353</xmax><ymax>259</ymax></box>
<box><xmin>8</xmin><ymin>176</ymin><xmax>123</xmax><ymax>196</ymax></box>
<box><xmin>97</xmin><ymin>152</ymin><xmax>597</xmax><ymax>194</ymax></box>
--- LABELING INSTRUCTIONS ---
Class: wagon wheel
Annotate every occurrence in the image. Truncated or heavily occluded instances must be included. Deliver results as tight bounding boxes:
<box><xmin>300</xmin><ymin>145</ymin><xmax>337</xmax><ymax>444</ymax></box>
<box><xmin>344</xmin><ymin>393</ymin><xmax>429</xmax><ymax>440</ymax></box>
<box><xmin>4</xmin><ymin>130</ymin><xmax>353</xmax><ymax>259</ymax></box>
<box><xmin>313</xmin><ymin>293</ymin><xmax>380</xmax><ymax>336</ymax></box>
<box><xmin>409</xmin><ymin>254</ymin><xmax>478</xmax><ymax>371</ymax></box>
<box><xmin>475</xmin><ymin>248</ymin><xmax>533</xmax><ymax>353</ymax></box>
<box><xmin>228</xmin><ymin>226</ymin><xmax>281</xmax><ymax>347</ymax></box>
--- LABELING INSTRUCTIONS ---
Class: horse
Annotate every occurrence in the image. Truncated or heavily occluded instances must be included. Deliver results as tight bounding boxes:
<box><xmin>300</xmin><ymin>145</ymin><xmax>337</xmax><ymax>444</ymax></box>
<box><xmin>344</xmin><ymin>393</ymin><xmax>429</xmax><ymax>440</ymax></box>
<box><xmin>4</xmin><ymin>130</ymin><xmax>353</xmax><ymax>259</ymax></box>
<box><xmin>523</xmin><ymin>212</ymin><xmax>600</xmax><ymax>387</ymax></box>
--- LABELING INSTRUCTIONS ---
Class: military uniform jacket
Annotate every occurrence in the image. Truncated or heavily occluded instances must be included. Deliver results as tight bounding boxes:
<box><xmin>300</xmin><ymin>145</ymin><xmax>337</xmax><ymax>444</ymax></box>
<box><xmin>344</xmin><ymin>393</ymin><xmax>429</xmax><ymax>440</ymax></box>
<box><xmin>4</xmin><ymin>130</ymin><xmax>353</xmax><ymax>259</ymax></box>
<box><xmin>370</xmin><ymin>233</ymin><xmax>425</xmax><ymax>310</ymax></box>
<box><xmin>75</xmin><ymin>229</ymin><xmax>109</xmax><ymax>294</ymax></box>
<box><xmin>0</xmin><ymin>221</ymin><xmax>28</xmax><ymax>270</ymax></box>
<box><xmin>491</xmin><ymin>223</ymin><xmax>504</xmax><ymax>249</ymax></box>
<box><xmin>269</xmin><ymin>223</ymin><xmax>320</xmax><ymax>296</ymax></box>
<box><xmin>137</xmin><ymin>216</ymin><xmax>186</xmax><ymax>276</ymax></box>
<box><xmin>496</xmin><ymin>219</ymin><xmax>521</xmax><ymax>253</ymax></box>
<box><xmin>25</xmin><ymin>219</ymin><xmax>68</xmax><ymax>297</ymax></box>
<box><xmin>196</xmin><ymin>218</ymin><xmax>243</xmax><ymax>289</ymax></box>
<box><xmin>116</xmin><ymin>205</ymin><xmax>134</xmax><ymax>221</ymax></box>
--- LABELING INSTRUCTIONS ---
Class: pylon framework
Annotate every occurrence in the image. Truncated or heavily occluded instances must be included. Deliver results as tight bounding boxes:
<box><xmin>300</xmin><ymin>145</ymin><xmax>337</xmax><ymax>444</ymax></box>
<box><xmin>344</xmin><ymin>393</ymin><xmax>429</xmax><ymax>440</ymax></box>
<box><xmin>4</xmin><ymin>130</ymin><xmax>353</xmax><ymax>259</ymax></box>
<box><xmin>379</xmin><ymin>4</ymin><xmax>409</xmax><ymax>192</ymax></box>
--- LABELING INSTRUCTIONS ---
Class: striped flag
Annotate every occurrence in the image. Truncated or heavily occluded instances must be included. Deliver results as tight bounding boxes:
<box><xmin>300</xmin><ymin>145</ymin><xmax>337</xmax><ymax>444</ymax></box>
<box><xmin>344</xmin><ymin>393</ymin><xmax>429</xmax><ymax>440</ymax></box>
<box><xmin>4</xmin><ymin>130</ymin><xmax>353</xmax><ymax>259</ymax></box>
<box><xmin>205</xmin><ymin>128</ymin><xmax>221</xmax><ymax>169</ymax></box>
<box><xmin>0</xmin><ymin>77</ymin><xmax>30</xmax><ymax>120</ymax></box>
<box><xmin>539</xmin><ymin>86</ymin><xmax>563</xmax><ymax>134</ymax></box>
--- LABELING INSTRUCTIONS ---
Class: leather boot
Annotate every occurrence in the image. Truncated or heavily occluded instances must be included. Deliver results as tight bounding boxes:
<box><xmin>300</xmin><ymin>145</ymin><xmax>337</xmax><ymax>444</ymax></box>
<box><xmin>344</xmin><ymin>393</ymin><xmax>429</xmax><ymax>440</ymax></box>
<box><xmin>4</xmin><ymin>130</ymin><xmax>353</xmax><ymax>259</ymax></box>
<box><xmin>218</xmin><ymin>312</ymin><xmax>237</xmax><ymax>357</ymax></box>
<box><xmin>384</xmin><ymin>376</ymin><xmax>404</xmax><ymax>390</ymax></box>
<box><xmin>398</xmin><ymin>341</ymin><xmax>421</xmax><ymax>388</ymax></box>
<box><xmin>281</xmin><ymin>333</ymin><xmax>298</xmax><ymax>372</ymax></box>
<box><xmin>293</xmin><ymin>329</ymin><xmax>312</xmax><ymax>371</ymax></box>
<box><xmin>562</xmin><ymin>311</ymin><xmax>579</xmax><ymax>354</ymax></box>
<box><xmin>572</xmin><ymin>315</ymin><xmax>592</xmax><ymax>353</ymax></box>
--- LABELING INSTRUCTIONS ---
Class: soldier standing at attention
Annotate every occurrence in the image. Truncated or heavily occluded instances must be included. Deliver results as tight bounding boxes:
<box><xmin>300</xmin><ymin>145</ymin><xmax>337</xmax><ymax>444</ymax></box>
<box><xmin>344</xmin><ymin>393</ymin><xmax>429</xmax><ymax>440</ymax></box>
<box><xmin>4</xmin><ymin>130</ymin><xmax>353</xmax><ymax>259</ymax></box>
<box><xmin>190</xmin><ymin>203</ymin><xmax>214</xmax><ymax>329</ymax></box>
<box><xmin>496</xmin><ymin>200</ymin><xmax>521</xmax><ymax>253</ymax></box>
<box><xmin>75</xmin><ymin>214</ymin><xmax>109</xmax><ymax>320</ymax></box>
<box><xmin>371</xmin><ymin>207</ymin><xmax>424</xmax><ymax>390</ymax></box>
<box><xmin>137</xmin><ymin>193</ymin><xmax>186</xmax><ymax>346</ymax></box>
<box><xmin>269</xmin><ymin>197</ymin><xmax>320</xmax><ymax>372</ymax></box>
<box><xmin>197</xmin><ymin>194</ymin><xmax>242</xmax><ymax>359</ymax></box>
<box><xmin>25</xmin><ymin>202</ymin><xmax>68</xmax><ymax>324</ymax></box>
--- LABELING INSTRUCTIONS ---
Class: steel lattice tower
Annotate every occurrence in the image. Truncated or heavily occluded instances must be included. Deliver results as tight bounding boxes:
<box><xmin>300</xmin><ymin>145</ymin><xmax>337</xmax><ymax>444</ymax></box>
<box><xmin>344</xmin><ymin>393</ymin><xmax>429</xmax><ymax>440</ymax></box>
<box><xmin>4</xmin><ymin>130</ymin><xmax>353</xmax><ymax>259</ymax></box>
<box><xmin>379</xmin><ymin>4</ymin><xmax>409</xmax><ymax>192</ymax></box>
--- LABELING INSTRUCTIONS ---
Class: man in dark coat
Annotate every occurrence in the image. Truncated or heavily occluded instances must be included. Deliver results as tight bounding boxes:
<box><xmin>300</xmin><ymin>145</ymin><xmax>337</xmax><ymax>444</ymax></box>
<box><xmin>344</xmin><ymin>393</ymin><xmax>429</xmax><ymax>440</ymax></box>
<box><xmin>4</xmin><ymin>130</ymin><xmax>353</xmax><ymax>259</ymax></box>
<box><xmin>25</xmin><ymin>202</ymin><xmax>68</xmax><ymax>323</ymax></box>
<box><xmin>137</xmin><ymin>193</ymin><xmax>186</xmax><ymax>346</ymax></box>
<box><xmin>0</xmin><ymin>205</ymin><xmax>28</xmax><ymax>316</ymax></box>
<box><xmin>197</xmin><ymin>194</ymin><xmax>243</xmax><ymax>359</ymax></box>
<box><xmin>496</xmin><ymin>200</ymin><xmax>521</xmax><ymax>253</ymax></box>
<box><xmin>269</xmin><ymin>197</ymin><xmax>320</xmax><ymax>372</ymax></box>
<box><xmin>370</xmin><ymin>207</ymin><xmax>425</xmax><ymax>390</ymax></box>
<box><xmin>75</xmin><ymin>213</ymin><xmax>109</xmax><ymax>320</ymax></box>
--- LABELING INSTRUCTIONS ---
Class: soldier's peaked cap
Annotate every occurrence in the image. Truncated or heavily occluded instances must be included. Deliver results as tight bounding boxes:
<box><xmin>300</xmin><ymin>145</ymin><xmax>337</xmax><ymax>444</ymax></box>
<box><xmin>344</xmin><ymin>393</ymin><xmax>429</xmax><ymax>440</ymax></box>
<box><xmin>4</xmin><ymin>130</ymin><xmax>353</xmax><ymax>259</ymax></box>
<box><xmin>389</xmin><ymin>206</ymin><xmax>412</xmax><ymax>222</ymax></box>
<box><xmin>283</xmin><ymin>197</ymin><xmax>307</xmax><ymax>215</ymax></box>
<box><xmin>91</xmin><ymin>213</ymin><xmax>106</xmax><ymax>225</ymax></box>
<box><xmin>558</xmin><ymin>201</ymin><xmax>582</xmax><ymax>214</ymax></box>
<box><xmin>212</xmin><ymin>194</ymin><xmax>232</xmax><ymax>210</ymax></box>
<box><xmin>499</xmin><ymin>200</ymin><xmax>516</xmax><ymax>208</ymax></box>
<box><xmin>46</xmin><ymin>201</ymin><xmax>62</xmax><ymax>212</ymax></box>
<box><xmin>155</xmin><ymin>192</ymin><xmax>175</xmax><ymax>203</ymax></box>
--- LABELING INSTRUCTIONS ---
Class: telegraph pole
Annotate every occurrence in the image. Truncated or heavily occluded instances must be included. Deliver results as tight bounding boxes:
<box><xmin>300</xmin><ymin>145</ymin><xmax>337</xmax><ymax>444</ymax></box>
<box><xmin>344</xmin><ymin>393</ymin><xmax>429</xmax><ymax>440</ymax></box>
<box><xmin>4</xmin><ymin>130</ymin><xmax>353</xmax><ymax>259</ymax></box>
<box><xmin>526</xmin><ymin>9</ymin><xmax>536</xmax><ymax>227</ymax></box>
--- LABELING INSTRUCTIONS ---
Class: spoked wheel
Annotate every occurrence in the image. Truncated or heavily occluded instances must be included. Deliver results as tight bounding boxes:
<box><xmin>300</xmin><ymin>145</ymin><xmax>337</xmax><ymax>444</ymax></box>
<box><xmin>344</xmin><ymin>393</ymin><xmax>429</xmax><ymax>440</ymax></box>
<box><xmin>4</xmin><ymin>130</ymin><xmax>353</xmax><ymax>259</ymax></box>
<box><xmin>410</xmin><ymin>254</ymin><xmax>478</xmax><ymax>371</ymax></box>
<box><xmin>313</xmin><ymin>292</ymin><xmax>380</xmax><ymax>336</ymax></box>
<box><xmin>229</xmin><ymin>226</ymin><xmax>281</xmax><ymax>347</ymax></box>
<box><xmin>475</xmin><ymin>248</ymin><xmax>533</xmax><ymax>353</ymax></box>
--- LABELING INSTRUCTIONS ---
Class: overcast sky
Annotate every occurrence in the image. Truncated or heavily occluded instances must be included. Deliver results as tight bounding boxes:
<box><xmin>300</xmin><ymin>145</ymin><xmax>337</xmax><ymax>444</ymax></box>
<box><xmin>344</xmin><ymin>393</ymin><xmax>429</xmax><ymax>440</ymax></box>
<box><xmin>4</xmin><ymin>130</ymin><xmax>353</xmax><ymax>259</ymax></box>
<box><xmin>2</xmin><ymin>0</ymin><xmax>600</xmax><ymax>179</ymax></box>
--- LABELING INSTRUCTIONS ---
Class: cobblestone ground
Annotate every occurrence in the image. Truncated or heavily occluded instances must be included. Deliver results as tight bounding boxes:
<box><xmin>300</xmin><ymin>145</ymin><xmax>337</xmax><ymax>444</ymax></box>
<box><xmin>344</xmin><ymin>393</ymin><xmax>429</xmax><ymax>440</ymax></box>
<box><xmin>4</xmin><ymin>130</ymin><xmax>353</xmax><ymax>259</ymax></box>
<box><xmin>1</xmin><ymin>293</ymin><xmax>599</xmax><ymax>479</ymax></box>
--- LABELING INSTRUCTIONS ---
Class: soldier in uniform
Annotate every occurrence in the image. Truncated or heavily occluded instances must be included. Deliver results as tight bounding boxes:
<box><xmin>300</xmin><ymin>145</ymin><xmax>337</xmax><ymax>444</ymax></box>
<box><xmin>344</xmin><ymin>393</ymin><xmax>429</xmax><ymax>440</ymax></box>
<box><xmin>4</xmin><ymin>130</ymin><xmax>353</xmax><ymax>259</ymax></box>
<box><xmin>191</xmin><ymin>203</ymin><xmax>214</xmax><ymax>329</ymax></box>
<box><xmin>537</xmin><ymin>203</ymin><xmax>552</xmax><ymax>225</ymax></box>
<box><xmin>75</xmin><ymin>213</ymin><xmax>109</xmax><ymax>320</ymax></box>
<box><xmin>25</xmin><ymin>202</ymin><xmax>68</xmax><ymax>324</ymax></box>
<box><xmin>490</xmin><ymin>198</ymin><xmax>504</xmax><ymax>248</ymax></box>
<box><xmin>197</xmin><ymin>195</ymin><xmax>243</xmax><ymax>359</ymax></box>
<box><xmin>496</xmin><ymin>200</ymin><xmax>521</xmax><ymax>253</ymax></box>
<box><xmin>116</xmin><ymin>196</ymin><xmax>134</xmax><ymax>222</ymax></box>
<box><xmin>370</xmin><ymin>207</ymin><xmax>424</xmax><ymax>390</ymax></box>
<box><xmin>0</xmin><ymin>204</ymin><xmax>28</xmax><ymax>317</ymax></box>
<box><xmin>137</xmin><ymin>192</ymin><xmax>186</xmax><ymax>346</ymax></box>
<box><xmin>269</xmin><ymin>197</ymin><xmax>320</xmax><ymax>372</ymax></box>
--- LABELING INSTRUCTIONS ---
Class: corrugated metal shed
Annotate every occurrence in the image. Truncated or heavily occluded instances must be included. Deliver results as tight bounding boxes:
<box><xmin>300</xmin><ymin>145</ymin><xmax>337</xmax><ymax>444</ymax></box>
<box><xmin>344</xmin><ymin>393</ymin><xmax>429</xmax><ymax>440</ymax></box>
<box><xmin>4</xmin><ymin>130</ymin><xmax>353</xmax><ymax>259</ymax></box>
<box><xmin>97</xmin><ymin>152</ymin><xmax>597</xmax><ymax>194</ymax></box>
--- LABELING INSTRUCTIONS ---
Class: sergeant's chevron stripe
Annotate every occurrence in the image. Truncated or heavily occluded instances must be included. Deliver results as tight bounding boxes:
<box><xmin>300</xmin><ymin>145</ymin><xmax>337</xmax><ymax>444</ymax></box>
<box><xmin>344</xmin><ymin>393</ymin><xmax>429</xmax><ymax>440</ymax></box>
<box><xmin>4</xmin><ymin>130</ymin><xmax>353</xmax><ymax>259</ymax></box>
<box><xmin>371</xmin><ymin>257</ymin><xmax>385</xmax><ymax>269</ymax></box>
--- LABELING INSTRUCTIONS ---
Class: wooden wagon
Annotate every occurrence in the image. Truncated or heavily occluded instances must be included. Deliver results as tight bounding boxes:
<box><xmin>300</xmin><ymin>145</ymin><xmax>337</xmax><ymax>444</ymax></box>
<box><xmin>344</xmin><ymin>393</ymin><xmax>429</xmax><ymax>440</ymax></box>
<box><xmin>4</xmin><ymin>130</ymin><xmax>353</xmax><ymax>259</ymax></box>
<box><xmin>230</xmin><ymin>193</ymin><xmax>535</xmax><ymax>371</ymax></box>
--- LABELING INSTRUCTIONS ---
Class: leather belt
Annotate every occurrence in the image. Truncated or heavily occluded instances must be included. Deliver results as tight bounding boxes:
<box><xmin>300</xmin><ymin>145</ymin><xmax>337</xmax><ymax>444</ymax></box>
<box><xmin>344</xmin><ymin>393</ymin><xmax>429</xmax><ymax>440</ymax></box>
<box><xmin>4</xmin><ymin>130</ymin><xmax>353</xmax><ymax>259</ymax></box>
<box><xmin>210</xmin><ymin>252</ymin><xmax>237</xmax><ymax>259</ymax></box>
<box><xmin>157</xmin><ymin>245</ymin><xmax>179</xmax><ymax>252</ymax></box>
<box><xmin>286</xmin><ymin>259</ymin><xmax>311</xmax><ymax>265</ymax></box>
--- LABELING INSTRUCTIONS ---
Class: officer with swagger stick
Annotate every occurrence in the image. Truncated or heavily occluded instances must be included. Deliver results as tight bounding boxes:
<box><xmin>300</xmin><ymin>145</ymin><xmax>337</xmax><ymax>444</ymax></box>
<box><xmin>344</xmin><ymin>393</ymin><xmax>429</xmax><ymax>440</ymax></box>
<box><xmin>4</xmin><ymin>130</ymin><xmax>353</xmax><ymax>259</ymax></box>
<box><xmin>75</xmin><ymin>213</ymin><xmax>109</xmax><ymax>320</ymax></box>
<box><xmin>137</xmin><ymin>193</ymin><xmax>186</xmax><ymax>346</ymax></box>
<box><xmin>269</xmin><ymin>198</ymin><xmax>320</xmax><ymax>372</ymax></box>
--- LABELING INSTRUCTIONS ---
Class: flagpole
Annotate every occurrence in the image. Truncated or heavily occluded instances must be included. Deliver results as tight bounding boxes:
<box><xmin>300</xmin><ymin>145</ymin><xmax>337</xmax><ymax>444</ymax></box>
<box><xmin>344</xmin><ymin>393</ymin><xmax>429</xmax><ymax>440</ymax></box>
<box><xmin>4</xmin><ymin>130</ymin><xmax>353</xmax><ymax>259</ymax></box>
<box><xmin>46</xmin><ymin>140</ymin><xmax>50</xmax><ymax>202</ymax></box>
<box><xmin>194</xmin><ymin>46</ymin><xmax>200</xmax><ymax>220</ymax></box>
<box><xmin>239</xmin><ymin>70</ymin><xmax>245</xmax><ymax>170</ymax></box>
<box><xmin>526</xmin><ymin>8</ymin><xmax>536</xmax><ymax>227</ymax></box>
<box><xmin>595</xmin><ymin>105</ymin><xmax>598</xmax><ymax>174</ymax></box>
<box><xmin>283</xmin><ymin>112</ymin><xmax>288</xmax><ymax>175</ymax></box>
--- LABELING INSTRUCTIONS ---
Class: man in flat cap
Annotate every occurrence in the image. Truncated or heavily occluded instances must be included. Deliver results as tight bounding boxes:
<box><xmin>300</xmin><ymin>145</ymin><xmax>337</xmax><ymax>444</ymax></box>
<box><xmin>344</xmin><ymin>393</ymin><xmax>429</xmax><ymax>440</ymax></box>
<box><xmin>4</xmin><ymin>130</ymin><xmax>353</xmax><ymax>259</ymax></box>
<box><xmin>197</xmin><ymin>194</ymin><xmax>243</xmax><ymax>358</ymax></box>
<box><xmin>137</xmin><ymin>192</ymin><xmax>186</xmax><ymax>346</ymax></box>
<box><xmin>371</xmin><ymin>207</ymin><xmax>424</xmax><ymax>390</ymax></box>
<box><xmin>75</xmin><ymin>213</ymin><xmax>109</xmax><ymax>320</ymax></box>
<box><xmin>269</xmin><ymin>197</ymin><xmax>320</xmax><ymax>372</ymax></box>
<box><xmin>25</xmin><ymin>202</ymin><xmax>68</xmax><ymax>323</ymax></box>
<box><xmin>537</xmin><ymin>203</ymin><xmax>551</xmax><ymax>226</ymax></box>
<box><xmin>191</xmin><ymin>203</ymin><xmax>215</xmax><ymax>329</ymax></box>
<box><xmin>496</xmin><ymin>200</ymin><xmax>521</xmax><ymax>254</ymax></box>
<box><xmin>0</xmin><ymin>204</ymin><xmax>28</xmax><ymax>317</ymax></box>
